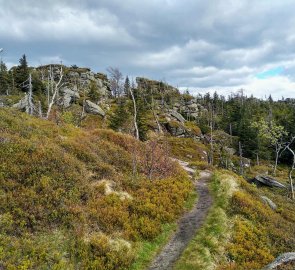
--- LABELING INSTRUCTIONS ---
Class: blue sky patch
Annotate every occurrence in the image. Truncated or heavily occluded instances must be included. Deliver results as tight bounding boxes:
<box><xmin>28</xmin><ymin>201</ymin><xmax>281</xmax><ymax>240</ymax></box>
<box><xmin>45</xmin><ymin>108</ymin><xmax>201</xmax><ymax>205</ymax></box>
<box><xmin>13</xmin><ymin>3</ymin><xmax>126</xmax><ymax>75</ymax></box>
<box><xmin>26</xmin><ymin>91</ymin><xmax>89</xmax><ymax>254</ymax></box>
<box><xmin>256</xmin><ymin>66</ymin><xmax>284</xmax><ymax>79</ymax></box>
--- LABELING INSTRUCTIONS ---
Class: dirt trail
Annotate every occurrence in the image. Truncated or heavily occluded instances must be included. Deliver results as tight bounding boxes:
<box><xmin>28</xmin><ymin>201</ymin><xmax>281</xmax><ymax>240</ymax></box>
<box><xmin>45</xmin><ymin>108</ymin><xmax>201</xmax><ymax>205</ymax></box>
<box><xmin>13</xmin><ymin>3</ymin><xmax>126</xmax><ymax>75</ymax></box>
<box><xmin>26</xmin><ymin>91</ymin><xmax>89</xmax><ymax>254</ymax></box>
<box><xmin>148</xmin><ymin>161</ymin><xmax>213</xmax><ymax>270</ymax></box>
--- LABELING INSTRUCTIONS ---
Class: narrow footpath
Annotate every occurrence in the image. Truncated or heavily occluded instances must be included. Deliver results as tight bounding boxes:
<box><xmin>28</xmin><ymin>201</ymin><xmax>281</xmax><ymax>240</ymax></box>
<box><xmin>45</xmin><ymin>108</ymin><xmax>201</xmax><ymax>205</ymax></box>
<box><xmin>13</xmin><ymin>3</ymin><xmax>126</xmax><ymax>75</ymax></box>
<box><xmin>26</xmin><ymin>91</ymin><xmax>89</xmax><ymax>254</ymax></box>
<box><xmin>149</xmin><ymin>161</ymin><xmax>213</xmax><ymax>270</ymax></box>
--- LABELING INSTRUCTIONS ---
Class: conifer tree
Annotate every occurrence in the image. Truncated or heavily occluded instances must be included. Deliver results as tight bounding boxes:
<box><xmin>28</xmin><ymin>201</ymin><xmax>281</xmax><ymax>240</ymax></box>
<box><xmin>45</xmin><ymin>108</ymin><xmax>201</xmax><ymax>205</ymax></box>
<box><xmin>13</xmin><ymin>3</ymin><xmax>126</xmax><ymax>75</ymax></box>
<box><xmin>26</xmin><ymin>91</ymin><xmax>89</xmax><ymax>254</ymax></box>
<box><xmin>109</xmin><ymin>98</ymin><xmax>130</xmax><ymax>132</ymax></box>
<box><xmin>0</xmin><ymin>60</ymin><xmax>9</xmax><ymax>94</ymax></box>
<box><xmin>124</xmin><ymin>76</ymin><xmax>130</xmax><ymax>96</ymax></box>
<box><xmin>88</xmin><ymin>81</ymin><xmax>101</xmax><ymax>103</ymax></box>
<box><xmin>15</xmin><ymin>54</ymin><xmax>29</xmax><ymax>90</ymax></box>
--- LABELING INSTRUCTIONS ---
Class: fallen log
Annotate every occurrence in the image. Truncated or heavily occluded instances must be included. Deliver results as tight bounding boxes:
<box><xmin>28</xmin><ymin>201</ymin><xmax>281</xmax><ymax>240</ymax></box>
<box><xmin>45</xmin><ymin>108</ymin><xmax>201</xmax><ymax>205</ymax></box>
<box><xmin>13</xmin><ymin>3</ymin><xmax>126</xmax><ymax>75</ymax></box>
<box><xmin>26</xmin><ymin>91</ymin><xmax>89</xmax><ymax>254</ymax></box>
<box><xmin>252</xmin><ymin>175</ymin><xmax>286</xmax><ymax>188</ymax></box>
<box><xmin>262</xmin><ymin>252</ymin><xmax>295</xmax><ymax>269</ymax></box>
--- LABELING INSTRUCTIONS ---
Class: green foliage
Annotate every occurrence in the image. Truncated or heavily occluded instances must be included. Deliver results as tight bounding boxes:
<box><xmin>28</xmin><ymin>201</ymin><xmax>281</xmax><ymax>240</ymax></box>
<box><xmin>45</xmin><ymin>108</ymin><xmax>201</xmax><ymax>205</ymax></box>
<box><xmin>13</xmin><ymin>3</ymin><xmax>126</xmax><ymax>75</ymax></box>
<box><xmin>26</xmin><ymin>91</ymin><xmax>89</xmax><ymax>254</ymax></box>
<box><xmin>226</xmin><ymin>218</ymin><xmax>274</xmax><ymax>269</ymax></box>
<box><xmin>109</xmin><ymin>99</ymin><xmax>131</xmax><ymax>132</ymax></box>
<box><xmin>14</xmin><ymin>54</ymin><xmax>29</xmax><ymax>91</ymax></box>
<box><xmin>251</xmin><ymin>119</ymin><xmax>287</xmax><ymax>146</ymax></box>
<box><xmin>129</xmin><ymin>223</ymin><xmax>176</xmax><ymax>270</ymax></box>
<box><xmin>184</xmin><ymin>121</ymin><xmax>202</xmax><ymax>136</ymax></box>
<box><xmin>166</xmin><ymin>137</ymin><xmax>208</xmax><ymax>163</ymax></box>
<box><xmin>124</xmin><ymin>76</ymin><xmax>130</xmax><ymax>96</ymax></box>
<box><xmin>220</xmin><ymin>176</ymin><xmax>295</xmax><ymax>269</ymax></box>
<box><xmin>175</xmin><ymin>171</ymin><xmax>237</xmax><ymax>270</ymax></box>
<box><xmin>88</xmin><ymin>81</ymin><xmax>101</xmax><ymax>103</ymax></box>
<box><xmin>0</xmin><ymin>108</ymin><xmax>193</xmax><ymax>269</ymax></box>
<box><xmin>0</xmin><ymin>60</ymin><xmax>9</xmax><ymax>94</ymax></box>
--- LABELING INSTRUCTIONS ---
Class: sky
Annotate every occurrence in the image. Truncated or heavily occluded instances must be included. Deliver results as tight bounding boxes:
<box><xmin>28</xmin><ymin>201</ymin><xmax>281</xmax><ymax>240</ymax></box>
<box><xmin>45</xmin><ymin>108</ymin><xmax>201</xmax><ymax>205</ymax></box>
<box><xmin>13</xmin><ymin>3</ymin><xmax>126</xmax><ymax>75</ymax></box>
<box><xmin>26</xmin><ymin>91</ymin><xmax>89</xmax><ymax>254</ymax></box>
<box><xmin>1</xmin><ymin>0</ymin><xmax>295</xmax><ymax>99</ymax></box>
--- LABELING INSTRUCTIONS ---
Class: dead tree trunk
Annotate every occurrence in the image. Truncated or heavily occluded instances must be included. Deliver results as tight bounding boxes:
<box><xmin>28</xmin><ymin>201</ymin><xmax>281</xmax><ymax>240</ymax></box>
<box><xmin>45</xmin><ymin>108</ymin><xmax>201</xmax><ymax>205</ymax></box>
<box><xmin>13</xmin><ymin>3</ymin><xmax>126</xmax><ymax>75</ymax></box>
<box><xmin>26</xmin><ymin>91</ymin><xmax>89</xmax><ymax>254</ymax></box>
<box><xmin>239</xmin><ymin>141</ymin><xmax>244</xmax><ymax>175</ymax></box>
<box><xmin>26</xmin><ymin>73</ymin><xmax>34</xmax><ymax>115</ymax></box>
<box><xmin>151</xmin><ymin>95</ymin><xmax>163</xmax><ymax>134</ymax></box>
<box><xmin>38</xmin><ymin>101</ymin><xmax>42</xmax><ymax>118</ymax></box>
<box><xmin>274</xmin><ymin>142</ymin><xmax>283</xmax><ymax>176</ymax></box>
<box><xmin>208</xmin><ymin>103</ymin><xmax>214</xmax><ymax>165</ymax></box>
<box><xmin>46</xmin><ymin>65</ymin><xmax>63</xmax><ymax>119</ymax></box>
<box><xmin>281</xmin><ymin>137</ymin><xmax>295</xmax><ymax>200</ymax></box>
<box><xmin>286</xmin><ymin>145</ymin><xmax>295</xmax><ymax>200</ymax></box>
<box><xmin>129</xmin><ymin>87</ymin><xmax>139</xmax><ymax>140</ymax></box>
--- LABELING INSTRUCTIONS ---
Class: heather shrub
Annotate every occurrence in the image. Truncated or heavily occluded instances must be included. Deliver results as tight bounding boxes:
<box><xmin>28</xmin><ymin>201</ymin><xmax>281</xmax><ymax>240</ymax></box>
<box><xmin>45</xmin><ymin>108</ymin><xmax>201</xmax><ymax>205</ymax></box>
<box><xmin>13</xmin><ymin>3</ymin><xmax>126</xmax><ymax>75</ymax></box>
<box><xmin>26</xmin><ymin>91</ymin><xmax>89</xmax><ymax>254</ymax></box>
<box><xmin>0</xmin><ymin>108</ymin><xmax>194</xmax><ymax>268</ymax></box>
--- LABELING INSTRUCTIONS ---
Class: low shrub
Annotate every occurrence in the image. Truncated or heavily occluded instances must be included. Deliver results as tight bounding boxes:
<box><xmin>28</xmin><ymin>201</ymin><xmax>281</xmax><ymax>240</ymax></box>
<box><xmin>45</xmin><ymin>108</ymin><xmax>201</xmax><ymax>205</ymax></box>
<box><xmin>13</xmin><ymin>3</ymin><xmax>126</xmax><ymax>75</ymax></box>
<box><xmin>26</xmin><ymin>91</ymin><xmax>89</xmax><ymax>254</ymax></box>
<box><xmin>0</xmin><ymin>108</ymin><xmax>194</xmax><ymax>269</ymax></box>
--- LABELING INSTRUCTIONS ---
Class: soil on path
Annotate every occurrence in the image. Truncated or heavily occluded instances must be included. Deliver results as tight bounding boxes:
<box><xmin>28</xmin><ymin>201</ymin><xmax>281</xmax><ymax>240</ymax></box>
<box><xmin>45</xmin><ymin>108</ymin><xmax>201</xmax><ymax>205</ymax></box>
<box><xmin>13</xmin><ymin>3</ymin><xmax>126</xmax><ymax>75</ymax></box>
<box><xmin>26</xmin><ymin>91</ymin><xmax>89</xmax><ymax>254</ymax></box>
<box><xmin>148</xmin><ymin>161</ymin><xmax>213</xmax><ymax>270</ymax></box>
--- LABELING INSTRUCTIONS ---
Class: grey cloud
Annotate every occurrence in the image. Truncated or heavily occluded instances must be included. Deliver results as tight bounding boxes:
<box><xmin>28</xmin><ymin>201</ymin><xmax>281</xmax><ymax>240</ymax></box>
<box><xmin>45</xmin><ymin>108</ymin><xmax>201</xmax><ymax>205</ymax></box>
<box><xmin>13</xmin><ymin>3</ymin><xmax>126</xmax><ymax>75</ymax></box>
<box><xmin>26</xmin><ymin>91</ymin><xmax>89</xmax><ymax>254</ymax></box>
<box><xmin>1</xmin><ymin>0</ymin><xmax>295</xmax><ymax>98</ymax></box>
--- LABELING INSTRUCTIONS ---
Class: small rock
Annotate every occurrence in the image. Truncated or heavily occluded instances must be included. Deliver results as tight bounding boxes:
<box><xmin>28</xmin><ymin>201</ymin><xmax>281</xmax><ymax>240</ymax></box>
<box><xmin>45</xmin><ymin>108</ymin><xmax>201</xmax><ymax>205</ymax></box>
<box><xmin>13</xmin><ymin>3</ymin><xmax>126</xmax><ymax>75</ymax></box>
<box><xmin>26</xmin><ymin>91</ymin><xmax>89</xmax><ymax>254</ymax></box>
<box><xmin>260</xmin><ymin>196</ymin><xmax>277</xmax><ymax>210</ymax></box>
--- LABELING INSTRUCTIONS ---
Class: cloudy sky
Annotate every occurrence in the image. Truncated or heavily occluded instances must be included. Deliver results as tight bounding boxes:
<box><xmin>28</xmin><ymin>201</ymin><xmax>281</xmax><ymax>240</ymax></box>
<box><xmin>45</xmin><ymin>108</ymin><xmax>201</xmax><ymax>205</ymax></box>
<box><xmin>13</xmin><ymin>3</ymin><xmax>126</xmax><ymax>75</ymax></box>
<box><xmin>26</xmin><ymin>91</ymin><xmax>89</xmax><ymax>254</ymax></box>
<box><xmin>1</xmin><ymin>0</ymin><xmax>295</xmax><ymax>99</ymax></box>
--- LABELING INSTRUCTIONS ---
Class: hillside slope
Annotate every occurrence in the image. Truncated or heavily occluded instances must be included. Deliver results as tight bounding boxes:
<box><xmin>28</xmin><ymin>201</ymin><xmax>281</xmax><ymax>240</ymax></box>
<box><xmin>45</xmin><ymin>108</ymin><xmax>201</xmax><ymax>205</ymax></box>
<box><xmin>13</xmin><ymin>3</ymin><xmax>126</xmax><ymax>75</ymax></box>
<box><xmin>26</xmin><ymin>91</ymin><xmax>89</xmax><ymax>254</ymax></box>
<box><xmin>0</xmin><ymin>108</ymin><xmax>194</xmax><ymax>269</ymax></box>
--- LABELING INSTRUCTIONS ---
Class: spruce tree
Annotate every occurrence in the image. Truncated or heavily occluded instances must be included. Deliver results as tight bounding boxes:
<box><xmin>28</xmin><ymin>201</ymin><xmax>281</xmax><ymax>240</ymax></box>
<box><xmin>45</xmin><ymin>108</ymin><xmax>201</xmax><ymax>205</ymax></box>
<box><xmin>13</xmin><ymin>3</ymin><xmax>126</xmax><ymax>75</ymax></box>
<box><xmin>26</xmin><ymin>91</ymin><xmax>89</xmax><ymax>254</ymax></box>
<box><xmin>124</xmin><ymin>76</ymin><xmax>130</xmax><ymax>96</ymax></box>
<box><xmin>109</xmin><ymin>98</ymin><xmax>129</xmax><ymax>131</ymax></box>
<box><xmin>0</xmin><ymin>61</ymin><xmax>9</xmax><ymax>94</ymax></box>
<box><xmin>88</xmin><ymin>81</ymin><xmax>101</xmax><ymax>103</ymax></box>
<box><xmin>15</xmin><ymin>54</ymin><xmax>29</xmax><ymax>90</ymax></box>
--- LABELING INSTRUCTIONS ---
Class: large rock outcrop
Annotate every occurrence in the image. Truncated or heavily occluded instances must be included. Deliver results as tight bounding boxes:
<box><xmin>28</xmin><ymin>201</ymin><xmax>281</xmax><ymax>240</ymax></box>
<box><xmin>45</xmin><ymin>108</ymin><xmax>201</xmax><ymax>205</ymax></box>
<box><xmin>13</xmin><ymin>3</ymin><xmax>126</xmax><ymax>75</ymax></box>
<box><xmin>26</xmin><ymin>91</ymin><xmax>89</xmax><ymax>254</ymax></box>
<box><xmin>37</xmin><ymin>65</ymin><xmax>111</xmax><ymax>99</ymax></box>
<box><xmin>170</xmin><ymin>110</ymin><xmax>186</xmax><ymax>123</ymax></box>
<box><xmin>136</xmin><ymin>77</ymin><xmax>179</xmax><ymax>94</ymax></box>
<box><xmin>60</xmin><ymin>87</ymin><xmax>80</xmax><ymax>108</ymax></box>
<box><xmin>85</xmin><ymin>100</ymin><xmax>105</xmax><ymax>117</ymax></box>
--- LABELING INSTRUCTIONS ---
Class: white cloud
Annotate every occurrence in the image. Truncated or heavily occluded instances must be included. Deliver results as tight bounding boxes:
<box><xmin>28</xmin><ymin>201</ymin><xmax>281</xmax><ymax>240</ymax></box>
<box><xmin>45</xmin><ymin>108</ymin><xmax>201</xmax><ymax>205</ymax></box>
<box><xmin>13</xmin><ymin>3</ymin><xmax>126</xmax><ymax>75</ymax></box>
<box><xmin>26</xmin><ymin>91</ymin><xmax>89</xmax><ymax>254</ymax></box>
<box><xmin>184</xmin><ymin>76</ymin><xmax>295</xmax><ymax>100</ymax></box>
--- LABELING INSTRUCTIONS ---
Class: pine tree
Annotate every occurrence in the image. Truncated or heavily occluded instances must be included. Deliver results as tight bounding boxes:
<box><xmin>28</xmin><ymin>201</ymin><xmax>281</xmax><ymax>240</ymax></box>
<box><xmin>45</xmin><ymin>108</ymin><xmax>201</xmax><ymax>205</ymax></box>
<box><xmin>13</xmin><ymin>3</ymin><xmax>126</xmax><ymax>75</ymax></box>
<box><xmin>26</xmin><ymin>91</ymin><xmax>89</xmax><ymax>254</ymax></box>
<box><xmin>15</xmin><ymin>54</ymin><xmax>29</xmax><ymax>90</ymax></box>
<box><xmin>124</xmin><ymin>76</ymin><xmax>130</xmax><ymax>96</ymax></box>
<box><xmin>0</xmin><ymin>60</ymin><xmax>9</xmax><ymax>94</ymax></box>
<box><xmin>88</xmin><ymin>81</ymin><xmax>101</xmax><ymax>103</ymax></box>
<box><xmin>109</xmin><ymin>98</ymin><xmax>129</xmax><ymax>131</ymax></box>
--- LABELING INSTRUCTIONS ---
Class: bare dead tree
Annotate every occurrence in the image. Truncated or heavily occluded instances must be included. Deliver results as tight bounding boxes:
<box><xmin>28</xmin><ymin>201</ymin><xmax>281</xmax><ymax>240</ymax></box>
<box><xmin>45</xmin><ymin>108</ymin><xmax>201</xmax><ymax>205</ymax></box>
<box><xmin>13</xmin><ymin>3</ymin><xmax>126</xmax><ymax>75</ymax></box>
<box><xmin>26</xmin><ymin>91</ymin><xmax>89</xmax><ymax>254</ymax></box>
<box><xmin>129</xmin><ymin>86</ymin><xmax>139</xmax><ymax>140</ymax></box>
<box><xmin>281</xmin><ymin>136</ymin><xmax>295</xmax><ymax>200</ymax></box>
<box><xmin>19</xmin><ymin>73</ymin><xmax>34</xmax><ymax>115</ymax></box>
<box><xmin>107</xmin><ymin>67</ymin><xmax>123</xmax><ymax>97</ymax></box>
<box><xmin>151</xmin><ymin>95</ymin><xmax>163</xmax><ymax>134</ymax></box>
<box><xmin>274</xmin><ymin>141</ymin><xmax>284</xmax><ymax>175</ymax></box>
<box><xmin>38</xmin><ymin>101</ymin><xmax>42</xmax><ymax>118</ymax></box>
<box><xmin>239</xmin><ymin>141</ymin><xmax>244</xmax><ymax>175</ymax></box>
<box><xmin>46</xmin><ymin>65</ymin><xmax>52</xmax><ymax>106</ymax></box>
<box><xmin>208</xmin><ymin>103</ymin><xmax>214</xmax><ymax>165</ymax></box>
<box><xmin>26</xmin><ymin>74</ymin><xmax>34</xmax><ymax>115</ymax></box>
<box><xmin>46</xmin><ymin>65</ymin><xmax>64</xmax><ymax>119</ymax></box>
<box><xmin>256</xmin><ymin>151</ymin><xmax>260</xmax><ymax>166</ymax></box>
<box><xmin>142</xmin><ymin>137</ymin><xmax>172</xmax><ymax>180</ymax></box>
